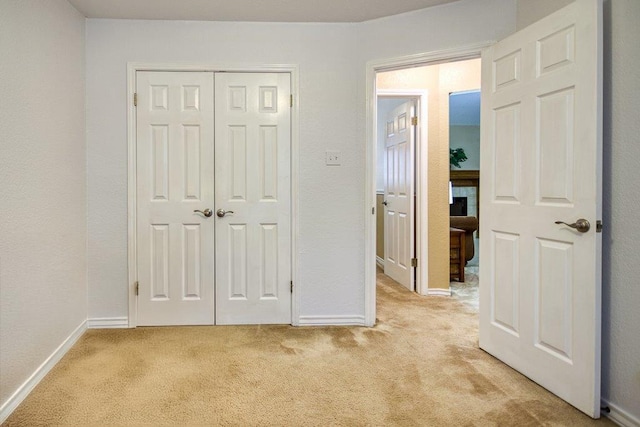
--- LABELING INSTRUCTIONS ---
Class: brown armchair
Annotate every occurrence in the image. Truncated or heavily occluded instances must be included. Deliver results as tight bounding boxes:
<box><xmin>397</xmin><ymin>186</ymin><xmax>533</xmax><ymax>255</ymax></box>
<box><xmin>450</xmin><ymin>216</ymin><xmax>478</xmax><ymax>265</ymax></box>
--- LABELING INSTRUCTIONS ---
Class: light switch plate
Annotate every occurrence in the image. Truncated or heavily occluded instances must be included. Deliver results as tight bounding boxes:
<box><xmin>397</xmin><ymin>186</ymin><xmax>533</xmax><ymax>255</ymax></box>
<box><xmin>326</xmin><ymin>150</ymin><xmax>341</xmax><ymax>166</ymax></box>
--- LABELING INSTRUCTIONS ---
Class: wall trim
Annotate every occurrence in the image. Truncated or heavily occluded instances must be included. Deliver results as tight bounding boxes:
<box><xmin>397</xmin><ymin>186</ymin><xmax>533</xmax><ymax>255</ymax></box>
<box><xmin>364</xmin><ymin>41</ymin><xmax>494</xmax><ymax>327</ymax></box>
<box><xmin>87</xmin><ymin>317</ymin><xmax>129</xmax><ymax>329</ymax></box>
<box><xmin>376</xmin><ymin>256</ymin><xmax>384</xmax><ymax>269</ymax></box>
<box><xmin>127</xmin><ymin>63</ymin><xmax>300</xmax><ymax>327</ymax></box>
<box><xmin>298</xmin><ymin>315</ymin><xmax>366</xmax><ymax>326</ymax></box>
<box><xmin>427</xmin><ymin>288</ymin><xmax>452</xmax><ymax>297</ymax></box>
<box><xmin>603</xmin><ymin>400</ymin><xmax>640</xmax><ymax>427</ymax></box>
<box><xmin>0</xmin><ymin>320</ymin><xmax>87</xmax><ymax>424</ymax></box>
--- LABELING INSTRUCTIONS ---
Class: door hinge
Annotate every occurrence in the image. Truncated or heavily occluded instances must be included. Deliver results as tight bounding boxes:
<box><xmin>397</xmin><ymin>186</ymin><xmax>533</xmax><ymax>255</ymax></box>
<box><xmin>133</xmin><ymin>93</ymin><xmax>138</xmax><ymax>107</ymax></box>
<box><xmin>596</xmin><ymin>220</ymin><xmax>603</xmax><ymax>233</ymax></box>
<box><xmin>290</xmin><ymin>281</ymin><xmax>293</xmax><ymax>293</ymax></box>
<box><xmin>411</xmin><ymin>116</ymin><xmax>418</xmax><ymax>126</ymax></box>
<box><xmin>290</xmin><ymin>94</ymin><xmax>293</xmax><ymax>108</ymax></box>
<box><xmin>411</xmin><ymin>258</ymin><xmax>418</xmax><ymax>268</ymax></box>
<box><xmin>134</xmin><ymin>281</ymin><xmax>139</xmax><ymax>296</ymax></box>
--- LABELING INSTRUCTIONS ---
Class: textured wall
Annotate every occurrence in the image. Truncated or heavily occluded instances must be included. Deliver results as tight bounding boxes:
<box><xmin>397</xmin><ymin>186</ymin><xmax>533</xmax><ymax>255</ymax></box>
<box><xmin>0</xmin><ymin>0</ymin><xmax>86</xmax><ymax>410</ymax></box>
<box><xmin>86</xmin><ymin>0</ymin><xmax>516</xmax><ymax>322</ymax></box>
<box><xmin>86</xmin><ymin>20</ymin><xmax>362</xmax><ymax>320</ymax></box>
<box><xmin>601</xmin><ymin>0</ymin><xmax>640</xmax><ymax>422</ymax></box>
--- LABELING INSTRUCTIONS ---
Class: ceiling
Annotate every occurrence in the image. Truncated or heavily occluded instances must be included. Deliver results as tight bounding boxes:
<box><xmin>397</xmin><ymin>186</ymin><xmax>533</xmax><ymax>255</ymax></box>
<box><xmin>67</xmin><ymin>0</ymin><xmax>460</xmax><ymax>23</ymax></box>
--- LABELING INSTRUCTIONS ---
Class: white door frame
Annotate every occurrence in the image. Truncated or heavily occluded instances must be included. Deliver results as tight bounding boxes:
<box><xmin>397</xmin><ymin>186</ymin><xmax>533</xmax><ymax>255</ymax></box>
<box><xmin>377</xmin><ymin>90</ymin><xmax>427</xmax><ymax>295</ymax></box>
<box><xmin>126</xmin><ymin>63</ymin><xmax>300</xmax><ymax>327</ymax></box>
<box><xmin>365</xmin><ymin>42</ymin><xmax>493</xmax><ymax>326</ymax></box>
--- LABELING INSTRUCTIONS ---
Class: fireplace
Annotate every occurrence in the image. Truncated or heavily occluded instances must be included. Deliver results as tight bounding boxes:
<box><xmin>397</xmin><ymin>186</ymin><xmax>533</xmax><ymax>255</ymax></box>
<box><xmin>450</xmin><ymin>196</ymin><xmax>468</xmax><ymax>216</ymax></box>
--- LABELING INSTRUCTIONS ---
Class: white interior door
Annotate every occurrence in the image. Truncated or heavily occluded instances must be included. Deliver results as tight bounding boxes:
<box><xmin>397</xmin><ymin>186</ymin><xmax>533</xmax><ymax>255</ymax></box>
<box><xmin>479</xmin><ymin>0</ymin><xmax>602</xmax><ymax>417</ymax></box>
<box><xmin>384</xmin><ymin>101</ymin><xmax>415</xmax><ymax>290</ymax></box>
<box><xmin>214</xmin><ymin>73</ymin><xmax>292</xmax><ymax>325</ymax></box>
<box><xmin>136</xmin><ymin>71</ymin><xmax>215</xmax><ymax>326</ymax></box>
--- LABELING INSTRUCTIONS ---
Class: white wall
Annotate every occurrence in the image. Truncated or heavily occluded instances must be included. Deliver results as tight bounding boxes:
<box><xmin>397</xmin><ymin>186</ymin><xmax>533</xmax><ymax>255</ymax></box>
<box><xmin>0</xmin><ymin>0</ymin><xmax>86</xmax><ymax>411</ymax></box>
<box><xmin>450</xmin><ymin>126</ymin><xmax>480</xmax><ymax>170</ymax></box>
<box><xmin>86</xmin><ymin>0</ymin><xmax>517</xmax><ymax>322</ymax></box>
<box><xmin>86</xmin><ymin>20</ymin><xmax>362</xmax><ymax>320</ymax></box>
<box><xmin>601</xmin><ymin>0</ymin><xmax>640</xmax><ymax>422</ymax></box>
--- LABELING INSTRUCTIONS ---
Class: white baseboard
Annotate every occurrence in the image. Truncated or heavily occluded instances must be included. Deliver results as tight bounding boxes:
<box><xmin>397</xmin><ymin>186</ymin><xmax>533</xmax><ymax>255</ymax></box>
<box><xmin>87</xmin><ymin>317</ymin><xmax>129</xmax><ymax>329</ymax></box>
<box><xmin>376</xmin><ymin>256</ymin><xmax>384</xmax><ymax>269</ymax></box>
<box><xmin>0</xmin><ymin>320</ymin><xmax>87</xmax><ymax>424</ymax></box>
<box><xmin>427</xmin><ymin>288</ymin><xmax>452</xmax><ymax>296</ymax></box>
<box><xmin>603</xmin><ymin>400</ymin><xmax>640</xmax><ymax>427</ymax></box>
<box><xmin>298</xmin><ymin>315</ymin><xmax>366</xmax><ymax>326</ymax></box>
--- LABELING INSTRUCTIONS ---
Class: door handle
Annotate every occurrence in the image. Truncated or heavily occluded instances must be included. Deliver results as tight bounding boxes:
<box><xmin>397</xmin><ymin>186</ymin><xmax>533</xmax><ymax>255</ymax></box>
<box><xmin>555</xmin><ymin>218</ymin><xmax>590</xmax><ymax>233</ymax></box>
<box><xmin>382</xmin><ymin>200</ymin><xmax>388</xmax><ymax>206</ymax></box>
<box><xmin>194</xmin><ymin>208</ymin><xmax>213</xmax><ymax>217</ymax></box>
<box><xmin>216</xmin><ymin>209</ymin><xmax>235</xmax><ymax>218</ymax></box>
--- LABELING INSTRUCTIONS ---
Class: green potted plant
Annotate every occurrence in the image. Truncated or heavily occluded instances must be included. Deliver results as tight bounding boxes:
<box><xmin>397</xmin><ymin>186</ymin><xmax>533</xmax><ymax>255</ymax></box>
<box><xmin>450</xmin><ymin>148</ymin><xmax>467</xmax><ymax>168</ymax></box>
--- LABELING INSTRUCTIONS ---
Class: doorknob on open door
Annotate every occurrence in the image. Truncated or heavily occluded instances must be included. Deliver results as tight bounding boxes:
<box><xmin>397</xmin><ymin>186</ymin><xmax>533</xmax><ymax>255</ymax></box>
<box><xmin>194</xmin><ymin>208</ymin><xmax>213</xmax><ymax>217</ymax></box>
<box><xmin>555</xmin><ymin>218</ymin><xmax>590</xmax><ymax>233</ymax></box>
<box><xmin>382</xmin><ymin>200</ymin><xmax>388</xmax><ymax>206</ymax></box>
<box><xmin>216</xmin><ymin>209</ymin><xmax>235</xmax><ymax>218</ymax></box>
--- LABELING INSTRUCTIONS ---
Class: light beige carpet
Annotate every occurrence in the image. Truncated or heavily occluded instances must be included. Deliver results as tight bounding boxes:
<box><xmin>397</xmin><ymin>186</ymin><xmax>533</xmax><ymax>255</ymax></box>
<box><xmin>4</xmin><ymin>270</ymin><xmax>612</xmax><ymax>426</ymax></box>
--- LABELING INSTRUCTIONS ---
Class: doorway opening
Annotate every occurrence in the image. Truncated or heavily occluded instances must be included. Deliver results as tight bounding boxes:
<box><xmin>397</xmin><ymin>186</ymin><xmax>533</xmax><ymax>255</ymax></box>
<box><xmin>364</xmin><ymin>43</ymin><xmax>490</xmax><ymax>326</ymax></box>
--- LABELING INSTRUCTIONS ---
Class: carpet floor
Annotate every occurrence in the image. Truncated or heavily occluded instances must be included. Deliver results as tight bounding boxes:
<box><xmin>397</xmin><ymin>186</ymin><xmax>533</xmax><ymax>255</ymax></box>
<box><xmin>4</xmin><ymin>270</ymin><xmax>612</xmax><ymax>426</ymax></box>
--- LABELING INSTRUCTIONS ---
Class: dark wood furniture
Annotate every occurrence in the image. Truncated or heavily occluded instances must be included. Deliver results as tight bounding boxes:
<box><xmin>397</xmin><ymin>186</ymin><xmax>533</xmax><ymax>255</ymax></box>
<box><xmin>450</xmin><ymin>169</ymin><xmax>480</xmax><ymax>236</ymax></box>
<box><xmin>450</xmin><ymin>227</ymin><xmax>466</xmax><ymax>282</ymax></box>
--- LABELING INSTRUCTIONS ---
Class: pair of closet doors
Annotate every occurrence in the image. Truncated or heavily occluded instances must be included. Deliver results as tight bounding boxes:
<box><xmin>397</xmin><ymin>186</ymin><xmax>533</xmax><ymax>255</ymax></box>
<box><xmin>135</xmin><ymin>71</ymin><xmax>291</xmax><ymax>326</ymax></box>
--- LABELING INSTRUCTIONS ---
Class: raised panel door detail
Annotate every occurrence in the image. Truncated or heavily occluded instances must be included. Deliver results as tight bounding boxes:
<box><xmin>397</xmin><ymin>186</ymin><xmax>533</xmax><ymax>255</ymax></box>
<box><xmin>228</xmin><ymin>86</ymin><xmax>246</xmax><ymax>112</ymax></box>
<box><xmin>259</xmin><ymin>126</ymin><xmax>278</xmax><ymax>200</ymax></box>
<box><xmin>491</xmin><ymin>231</ymin><xmax>520</xmax><ymax>336</ymax></box>
<box><xmin>398</xmin><ymin>113</ymin><xmax>407</xmax><ymax>132</ymax></box>
<box><xmin>229</xmin><ymin>126</ymin><xmax>247</xmax><ymax>201</ymax></box>
<box><xmin>259</xmin><ymin>87</ymin><xmax>278</xmax><ymax>113</ymax></box>
<box><xmin>537</xmin><ymin>87</ymin><xmax>574</xmax><ymax>205</ymax></box>
<box><xmin>535</xmin><ymin>238</ymin><xmax>573</xmax><ymax>362</ymax></box>
<box><xmin>398</xmin><ymin>213</ymin><xmax>408</xmax><ymax>269</ymax></box>
<box><xmin>182</xmin><ymin>85</ymin><xmax>200</xmax><ymax>111</ymax></box>
<box><xmin>398</xmin><ymin>142</ymin><xmax>408</xmax><ymax>197</ymax></box>
<box><xmin>182</xmin><ymin>224</ymin><xmax>201</xmax><ymax>300</ymax></box>
<box><xmin>260</xmin><ymin>224</ymin><xmax>278</xmax><ymax>299</ymax></box>
<box><xmin>537</xmin><ymin>26</ymin><xmax>575</xmax><ymax>76</ymax></box>
<box><xmin>386</xmin><ymin>211</ymin><xmax>397</xmax><ymax>264</ymax></box>
<box><xmin>151</xmin><ymin>85</ymin><xmax>168</xmax><ymax>110</ymax></box>
<box><xmin>183</xmin><ymin>125</ymin><xmax>201</xmax><ymax>200</ymax></box>
<box><xmin>229</xmin><ymin>224</ymin><xmax>248</xmax><ymax>300</ymax></box>
<box><xmin>493</xmin><ymin>50</ymin><xmax>521</xmax><ymax>91</ymax></box>
<box><xmin>151</xmin><ymin>125</ymin><xmax>169</xmax><ymax>201</ymax></box>
<box><xmin>387</xmin><ymin>120</ymin><xmax>394</xmax><ymax>137</ymax></box>
<box><xmin>386</xmin><ymin>146</ymin><xmax>396</xmax><ymax>196</ymax></box>
<box><xmin>151</xmin><ymin>224</ymin><xmax>169</xmax><ymax>300</ymax></box>
<box><xmin>493</xmin><ymin>103</ymin><xmax>520</xmax><ymax>202</ymax></box>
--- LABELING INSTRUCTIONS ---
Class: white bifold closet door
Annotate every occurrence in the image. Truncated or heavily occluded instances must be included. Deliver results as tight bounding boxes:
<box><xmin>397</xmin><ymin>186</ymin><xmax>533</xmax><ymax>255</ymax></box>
<box><xmin>136</xmin><ymin>71</ymin><xmax>291</xmax><ymax>326</ymax></box>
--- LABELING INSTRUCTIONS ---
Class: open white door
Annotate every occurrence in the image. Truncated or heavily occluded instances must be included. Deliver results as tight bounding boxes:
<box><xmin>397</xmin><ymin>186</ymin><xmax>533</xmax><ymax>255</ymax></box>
<box><xmin>383</xmin><ymin>101</ymin><xmax>416</xmax><ymax>290</ymax></box>
<box><xmin>214</xmin><ymin>73</ymin><xmax>292</xmax><ymax>325</ymax></box>
<box><xmin>136</xmin><ymin>71</ymin><xmax>216</xmax><ymax>326</ymax></box>
<box><xmin>479</xmin><ymin>0</ymin><xmax>602</xmax><ymax>417</ymax></box>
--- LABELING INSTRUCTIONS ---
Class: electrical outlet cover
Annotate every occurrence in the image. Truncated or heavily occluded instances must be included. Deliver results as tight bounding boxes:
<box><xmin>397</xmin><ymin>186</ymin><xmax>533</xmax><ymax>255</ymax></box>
<box><xmin>326</xmin><ymin>150</ymin><xmax>341</xmax><ymax>166</ymax></box>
